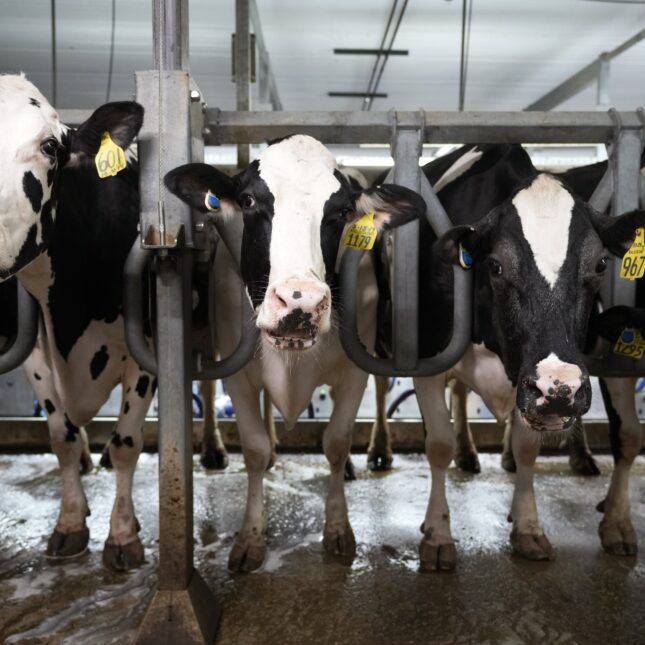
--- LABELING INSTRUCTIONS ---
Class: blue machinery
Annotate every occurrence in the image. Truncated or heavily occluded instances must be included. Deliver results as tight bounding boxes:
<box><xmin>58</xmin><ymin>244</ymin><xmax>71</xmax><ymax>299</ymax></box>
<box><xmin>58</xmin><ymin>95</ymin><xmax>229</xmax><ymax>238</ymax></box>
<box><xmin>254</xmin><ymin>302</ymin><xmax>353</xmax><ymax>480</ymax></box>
<box><xmin>0</xmin><ymin>1</ymin><xmax>643</xmax><ymax>642</ymax></box>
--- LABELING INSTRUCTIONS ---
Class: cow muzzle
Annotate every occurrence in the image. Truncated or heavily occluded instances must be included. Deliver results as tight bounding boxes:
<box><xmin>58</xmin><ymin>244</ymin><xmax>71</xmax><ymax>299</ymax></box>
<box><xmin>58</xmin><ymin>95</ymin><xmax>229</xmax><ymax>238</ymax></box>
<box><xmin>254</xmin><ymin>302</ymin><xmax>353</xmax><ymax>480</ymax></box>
<box><xmin>516</xmin><ymin>354</ymin><xmax>590</xmax><ymax>432</ymax></box>
<box><xmin>258</xmin><ymin>279</ymin><xmax>331</xmax><ymax>350</ymax></box>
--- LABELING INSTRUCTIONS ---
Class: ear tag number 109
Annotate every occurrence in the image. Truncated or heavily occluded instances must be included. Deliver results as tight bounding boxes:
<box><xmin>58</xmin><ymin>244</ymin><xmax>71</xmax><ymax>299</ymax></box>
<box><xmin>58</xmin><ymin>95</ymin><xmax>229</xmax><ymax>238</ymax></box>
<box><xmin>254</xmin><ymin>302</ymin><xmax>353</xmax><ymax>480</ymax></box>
<box><xmin>620</xmin><ymin>227</ymin><xmax>645</xmax><ymax>281</ymax></box>
<box><xmin>95</xmin><ymin>132</ymin><xmax>126</xmax><ymax>179</ymax></box>
<box><xmin>343</xmin><ymin>212</ymin><xmax>377</xmax><ymax>251</ymax></box>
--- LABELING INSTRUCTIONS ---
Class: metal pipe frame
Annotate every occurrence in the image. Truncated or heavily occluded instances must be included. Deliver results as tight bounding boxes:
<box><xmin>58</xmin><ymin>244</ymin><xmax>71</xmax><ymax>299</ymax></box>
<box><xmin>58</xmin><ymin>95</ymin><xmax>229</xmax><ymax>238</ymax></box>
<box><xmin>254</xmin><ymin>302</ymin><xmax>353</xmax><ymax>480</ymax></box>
<box><xmin>0</xmin><ymin>283</ymin><xmax>39</xmax><ymax>374</ymax></box>
<box><xmin>235</xmin><ymin>0</ymin><xmax>252</xmax><ymax>167</ymax></box>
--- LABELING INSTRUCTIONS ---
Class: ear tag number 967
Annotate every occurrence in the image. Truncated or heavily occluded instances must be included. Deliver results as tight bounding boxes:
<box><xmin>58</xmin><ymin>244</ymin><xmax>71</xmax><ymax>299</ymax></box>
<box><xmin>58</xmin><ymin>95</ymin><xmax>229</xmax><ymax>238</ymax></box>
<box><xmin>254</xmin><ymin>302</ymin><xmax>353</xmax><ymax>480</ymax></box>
<box><xmin>343</xmin><ymin>211</ymin><xmax>377</xmax><ymax>251</ymax></box>
<box><xmin>95</xmin><ymin>132</ymin><xmax>126</xmax><ymax>179</ymax></box>
<box><xmin>620</xmin><ymin>227</ymin><xmax>645</xmax><ymax>281</ymax></box>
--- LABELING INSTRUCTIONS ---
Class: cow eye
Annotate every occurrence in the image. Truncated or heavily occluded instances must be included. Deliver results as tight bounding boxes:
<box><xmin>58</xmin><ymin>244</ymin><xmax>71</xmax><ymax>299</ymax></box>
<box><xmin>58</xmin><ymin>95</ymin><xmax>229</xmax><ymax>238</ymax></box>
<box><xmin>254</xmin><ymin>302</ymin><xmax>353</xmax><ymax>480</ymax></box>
<box><xmin>488</xmin><ymin>257</ymin><xmax>503</xmax><ymax>276</ymax></box>
<box><xmin>341</xmin><ymin>206</ymin><xmax>353</xmax><ymax>219</ymax></box>
<box><xmin>595</xmin><ymin>256</ymin><xmax>609</xmax><ymax>274</ymax></box>
<box><xmin>241</xmin><ymin>194</ymin><xmax>256</xmax><ymax>210</ymax></box>
<box><xmin>40</xmin><ymin>137</ymin><xmax>59</xmax><ymax>159</ymax></box>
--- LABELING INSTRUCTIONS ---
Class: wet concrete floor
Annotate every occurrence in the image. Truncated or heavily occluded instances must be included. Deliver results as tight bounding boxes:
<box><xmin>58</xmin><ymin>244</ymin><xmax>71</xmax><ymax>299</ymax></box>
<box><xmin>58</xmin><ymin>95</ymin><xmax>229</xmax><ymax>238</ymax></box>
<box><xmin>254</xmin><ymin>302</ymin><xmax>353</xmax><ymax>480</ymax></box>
<box><xmin>1</xmin><ymin>452</ymin><xmax>645</xmax><ymax>644</ymax></box>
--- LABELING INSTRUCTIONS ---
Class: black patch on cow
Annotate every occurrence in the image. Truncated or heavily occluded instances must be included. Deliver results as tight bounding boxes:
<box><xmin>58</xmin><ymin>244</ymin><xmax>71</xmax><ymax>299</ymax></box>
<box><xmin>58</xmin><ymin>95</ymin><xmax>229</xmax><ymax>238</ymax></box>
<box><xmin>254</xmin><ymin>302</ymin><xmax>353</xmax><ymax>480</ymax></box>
<box><xmin>151</xmin><ymin>378</ymin><xmax>158</xmax><ymax>396</ymax></box>
<box><xmin>122</xmin><ymin>355</ymin><xmax>127</xmax><ymax>361</ymax></box>
<box><xmin>599</xmin><ymin>377</ymin><xmax>622</xmax><ymax>463</ymax></box>
<box><xmin>34</xmin><ymin>372</ymin><xmax>42</xmax><ymax>380</ymax></box>
<box><xmin>123</xmin><ymin>401</ymin><xmax>130</xmax><ymax>415</ymax></box>
<box><xmin>135</xmin><ymin>375</ymin><xmax>150</xmax><ymax>398</ymax></box>
<box><xmin>123</xmin><ymin>436</ymin><xmax>134</xmax><ymax>447</ymax></box>
<box><xmin>23</xmin><ymin>171</ymin><xmax>43</xmax><ymax>213</ymax></box>
<box><xmin>44</xmin><ymin>399</ymin><xmax>56</xmax><ymax>415</ymax></box>
<box><xmin>275</xmin><ymin>307</ymin><xmax>315</xmax><ymax>336</ymax></box>
<box><xmin>111</xmin><ymin>431</ymin><xmax>122</xmax><ymax>447</ymax></box>
<box><xmin>64</xmin><ymin>414</ymin><xmax>80</xmax><ymax>442</ymax></box>
<box><xmin>29</xmin><ymin>97</ymin><xmax>41</xmax><ymax>108</ymax></box>
<box><xmin>292</xmin><ymin>290</ymin><xmax>302</xmax><ymax>299</ymax></box>
<box><xmin>90</xmin><ymin>345</ymin><xmax>109</xmax><ymax>379</ymax></box>
<box><xmin>46</xmin><ymin>168</ymin><xmax>55</xmax><ymax>187</ymax></box>
<box><xmin>45</xmin><ymin>156</ymin><xmax>141</xmax><ymax>359</ymax></box>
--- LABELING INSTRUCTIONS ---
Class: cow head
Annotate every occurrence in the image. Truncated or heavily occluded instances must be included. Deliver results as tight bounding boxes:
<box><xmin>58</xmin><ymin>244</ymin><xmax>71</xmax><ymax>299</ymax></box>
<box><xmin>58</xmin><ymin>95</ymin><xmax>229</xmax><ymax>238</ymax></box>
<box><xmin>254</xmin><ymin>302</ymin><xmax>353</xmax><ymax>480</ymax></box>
<box><xmin>0</xmin><ymin>74</ymin><xmax>142</xmax><ymax>280</ymax></box>
<box><xmin>165</xmin><ymin>134</ymin><xmax>422</xmax><ymax>351</ymax></box>
<box><xmin>437</xmin><ymin>172</ymin><xmax>645</xmax><ymax>432</ymax></box>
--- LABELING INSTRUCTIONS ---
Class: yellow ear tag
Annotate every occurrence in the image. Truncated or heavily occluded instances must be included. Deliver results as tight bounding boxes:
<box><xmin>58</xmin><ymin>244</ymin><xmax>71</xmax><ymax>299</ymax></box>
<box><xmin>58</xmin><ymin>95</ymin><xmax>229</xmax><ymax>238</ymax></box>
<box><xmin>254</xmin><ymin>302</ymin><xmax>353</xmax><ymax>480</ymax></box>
<box><xmin>343</xmin><ymin>211</ymin><xmax>378</xmax><ymax>251</ymax></box>
<box><xmin>95</xmin><ymin>132</ymin><xmax>126</xmax><ymax>179</ymax></box>
<box><xmin>620</xmin><ymin>227</ymin><xmax>645</xmax><ymax>280</ymax></box>
<box><xmin>613</xmin><ymin>327</ymin><xmax>645</xmax><ymax>359</ymax></box>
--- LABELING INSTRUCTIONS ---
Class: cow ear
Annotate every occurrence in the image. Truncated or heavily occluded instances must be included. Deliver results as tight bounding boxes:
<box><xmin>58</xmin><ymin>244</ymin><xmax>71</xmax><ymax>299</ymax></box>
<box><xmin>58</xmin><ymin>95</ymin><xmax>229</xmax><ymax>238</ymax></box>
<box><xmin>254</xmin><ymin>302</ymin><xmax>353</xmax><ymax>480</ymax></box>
<box><xmin>594</xmin><ymin>209</ymin><xmax>645</xmax><ymax>256</ymax></box>
<box><xmin>434</xmin><ymin>209</ymin><xmax>499</xmax><ymax>266</ymax></box>
<box><xmin>71</xmin><ymin>101</ymin><xmax>144</xmax><ymax>156</ymax></box>
<box><xmin>594</xmin><ymin>305</ymin><xmax>645</xmax><ymax>342</ymax></box>
<box><xmin>164</xmin><ymin>163</ymin><xmax>237</xmax><ymax>213</ymax></box>
<box><xmin>353</xmin><ymin>184</ymin><xmax>424</xmax><ymax>230</ymax></box>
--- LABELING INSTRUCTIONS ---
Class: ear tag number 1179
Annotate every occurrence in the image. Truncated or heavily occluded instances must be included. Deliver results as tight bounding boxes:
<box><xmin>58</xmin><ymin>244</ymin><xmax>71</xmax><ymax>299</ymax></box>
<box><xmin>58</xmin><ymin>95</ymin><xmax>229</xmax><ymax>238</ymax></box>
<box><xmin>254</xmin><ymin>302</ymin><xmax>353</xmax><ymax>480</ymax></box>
<box><xmin>620</xmin><ymin>227</ymin><xmax>645</xmax><ymax>281</ymax></box>
<box><xmin>95</xmin><ymin>132</ymin><xmax>126</xmax><ymax>179</ymax></box>
<box><xmin>343</xmin><ymin>212</ymin><xmax>378</xmax><ymax>251</ymax></box>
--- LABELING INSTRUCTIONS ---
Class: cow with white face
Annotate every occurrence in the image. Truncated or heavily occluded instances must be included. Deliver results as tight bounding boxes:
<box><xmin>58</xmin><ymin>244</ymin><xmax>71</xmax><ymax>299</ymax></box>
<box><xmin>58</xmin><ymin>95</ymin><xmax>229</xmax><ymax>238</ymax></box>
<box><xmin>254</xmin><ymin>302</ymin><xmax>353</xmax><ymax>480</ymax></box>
<box><xmin>0</xmin><ymin>74</ymin><xmax>66</xmax><ymax>277</ymax></box>
<box><xmin>165</xmin><ymin>134</ymin><xmax>423</xmax><ymax>571</ymax></box>
<box><xmin>1</xmin><ymin>74</ymin><xmax>149</xmax><ymax>570</ymax></box>
<box><xmin>410</xmin><ymin>143</ymin><xmax>645</xmax><ymax>570</ymax></box>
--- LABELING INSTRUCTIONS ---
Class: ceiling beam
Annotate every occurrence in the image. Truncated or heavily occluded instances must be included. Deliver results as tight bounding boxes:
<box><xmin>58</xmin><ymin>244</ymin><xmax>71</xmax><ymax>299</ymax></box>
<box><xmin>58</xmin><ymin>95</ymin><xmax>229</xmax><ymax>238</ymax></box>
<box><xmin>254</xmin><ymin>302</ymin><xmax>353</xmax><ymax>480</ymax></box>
<box><xmin>525</xmin><ymin>28</ymin><xmax>645</xmax><ymax>111</ymax></box>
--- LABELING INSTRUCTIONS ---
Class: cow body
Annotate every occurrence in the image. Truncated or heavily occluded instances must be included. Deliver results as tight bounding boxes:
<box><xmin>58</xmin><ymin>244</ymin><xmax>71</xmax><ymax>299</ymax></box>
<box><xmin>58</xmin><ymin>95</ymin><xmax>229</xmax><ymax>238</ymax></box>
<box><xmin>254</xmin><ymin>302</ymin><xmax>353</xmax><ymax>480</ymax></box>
<box><xmin>165</xmin><ymin>134</ymin><xmax>423</xmax><ymax>571</ymax></box>
<box><xmin>1</xmin><ymin>75</ymin><xmax>148</xmax><ymax>570</ymax></box>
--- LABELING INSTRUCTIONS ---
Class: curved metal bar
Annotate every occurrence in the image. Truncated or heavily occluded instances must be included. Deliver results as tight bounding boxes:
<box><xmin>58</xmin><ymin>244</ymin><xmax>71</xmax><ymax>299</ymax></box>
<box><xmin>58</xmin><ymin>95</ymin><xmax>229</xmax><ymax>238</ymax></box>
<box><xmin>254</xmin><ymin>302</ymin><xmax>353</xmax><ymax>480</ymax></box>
<box><xmin>194</xmin><ymin>290</ymin><xmax>259</xmax><ymax>379</ymax></box>
<box><xmin>588</xmin><ymin>166</ymin><xmax>613</xmax><ymax>213</ymax></box>
<box><xmin>339</xmin><ymin>247</ymin><xmax>472</xmax><ymax>377</ymax></box>
<box><xmin>124</xmin><ymin>241</ymin><xmax>158</xmax><ymax>375</ymax></box>
<box><xmin>0</xmin><ymin>283</ymin><xmax>39</xmax><ymax>374</ymax></box>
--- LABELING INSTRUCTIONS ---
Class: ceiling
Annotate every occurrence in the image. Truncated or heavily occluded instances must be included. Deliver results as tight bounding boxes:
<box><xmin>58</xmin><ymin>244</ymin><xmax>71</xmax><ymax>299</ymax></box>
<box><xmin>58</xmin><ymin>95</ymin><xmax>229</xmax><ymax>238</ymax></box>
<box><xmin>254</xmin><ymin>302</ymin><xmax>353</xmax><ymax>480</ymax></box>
<box><xmin>1</xmin><ymin>0</ymin><xmax>644</xmax><ymax>114</ymax></box>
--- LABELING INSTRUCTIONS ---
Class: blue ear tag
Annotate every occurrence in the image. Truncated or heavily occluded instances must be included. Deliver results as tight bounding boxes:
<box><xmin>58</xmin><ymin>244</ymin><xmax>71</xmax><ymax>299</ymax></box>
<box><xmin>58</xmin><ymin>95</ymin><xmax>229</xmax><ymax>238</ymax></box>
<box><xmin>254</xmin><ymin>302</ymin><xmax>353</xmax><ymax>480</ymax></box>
<box><xmin>459</xmin><ymin>244</ymin><xmax>473</xmax><ymax>270</ymax></box>
<box><xmin>204</xmin><ymin>190</ymin><xmax>220</xmax><ymax>211</ymax></box>
<box><xmin>622</xmin><ymin>328</ymin><xmax>635</xmax><ymax>344</ymax></box>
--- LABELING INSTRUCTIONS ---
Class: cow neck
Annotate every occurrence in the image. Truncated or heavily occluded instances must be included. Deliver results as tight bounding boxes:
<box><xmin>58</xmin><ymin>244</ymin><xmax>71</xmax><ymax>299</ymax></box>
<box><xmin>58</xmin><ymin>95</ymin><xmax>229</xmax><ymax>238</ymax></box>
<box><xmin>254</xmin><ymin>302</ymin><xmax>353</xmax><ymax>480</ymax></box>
<box><xmin>16</xmin><ymin>250</ymin><xmax>52</xmax><ymax>303</ymax></box>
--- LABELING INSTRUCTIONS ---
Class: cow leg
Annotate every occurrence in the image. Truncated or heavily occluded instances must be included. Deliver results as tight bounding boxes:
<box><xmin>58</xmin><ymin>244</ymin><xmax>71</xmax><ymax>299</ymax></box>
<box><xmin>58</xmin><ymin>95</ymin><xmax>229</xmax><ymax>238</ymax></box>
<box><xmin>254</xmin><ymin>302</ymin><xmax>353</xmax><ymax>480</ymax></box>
<box><xmin>565</xmin><ymin>419</ymin><xmax>600</xmax><ymax>476</ymax></box>
<box><xmin>263</xmin><ymin>390</ymin><xmax>278</xmax><ymax>470</ymax></box>
<box><xmin>25</xmin><ymin>353</ymin><xmax>90</xmax><ymax>559</ymax></box>
<box><xmin>102</xmin><ymin>368</ymin><xmax>152</xmax><ymax>571</ymax></box>
<box><xmin>598</xmin><ymin>377</ymin><xmax>640</xmax><ymax>556</ymax></box>
<box><xmin>415</xmin><ymin>375</ymin><xmax>457</xmax><ymax>572</ymax></box>
<box><xmin>501</xmin><ymin>415</ymin><xmax>516</xmax><ymax>472</ymax></box>
<box><xmin>367</xmin><ymin>375</ymin><xmax>393</xmax><ymax>472</ymax></box>
<box><xmin>329</xmin><ymin>385</ymin><xmax>357</xmax><ymax>481</ymax></box>
<box><xmin>199</xmin><ymin>379</ymin><xmax>229</xmax><ymax>470</ymax></box>
<box><xmin>451</xmin><ymin>379</ymin><xmax>480</xmax><ymax>474</ymax></box>
<box><xmin>509</xmin><ymin>410</ymin><xmax>555</xmax><ymax>560</ymax></box>
<box><xmin>78</xmin><ymin>426</ymin><xmax>93</xmax><ymax>475</ymax></box>
<box><xmin>227</xmin><ymin>373</ymin><xmax>271</xmax><ymax>572</ymax></box>
<box><xmin>99</xmin><ymin>437</ymin><xmax>113</xmax><ymax>469</ymax></box>
<box><xmin>322</xmin><ymin>369</ymin><xmax>368</xmax><ymax>559</ymax></box>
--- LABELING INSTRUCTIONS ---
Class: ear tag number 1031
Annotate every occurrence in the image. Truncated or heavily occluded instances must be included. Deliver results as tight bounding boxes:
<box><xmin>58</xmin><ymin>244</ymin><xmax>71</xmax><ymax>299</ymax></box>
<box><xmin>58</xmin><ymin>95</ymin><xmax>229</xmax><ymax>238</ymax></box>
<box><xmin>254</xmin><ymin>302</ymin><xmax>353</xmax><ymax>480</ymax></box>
<box><xmin>620</xmin><ymin>227</ymin><xmax>645</xmax><ymax>281</ymax></box>
<box><xmin>343</xmin><ymin>212</ymin><xmax>377</xmax><ymax>251</ymax></box>
<box><xmin>95</xmin><ymin>132</ymin><xmax>126</xmax><ymax>179</ymax></box>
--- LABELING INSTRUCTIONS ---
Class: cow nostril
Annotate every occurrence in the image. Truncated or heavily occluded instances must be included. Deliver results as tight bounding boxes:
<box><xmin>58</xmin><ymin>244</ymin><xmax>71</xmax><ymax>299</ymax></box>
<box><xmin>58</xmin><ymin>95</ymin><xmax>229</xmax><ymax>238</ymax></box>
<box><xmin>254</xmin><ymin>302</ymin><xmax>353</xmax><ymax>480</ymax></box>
<box><xmin>276</xmin><ymin>294</ymin><xmax>288</xmax><ymax>308</ymax></box>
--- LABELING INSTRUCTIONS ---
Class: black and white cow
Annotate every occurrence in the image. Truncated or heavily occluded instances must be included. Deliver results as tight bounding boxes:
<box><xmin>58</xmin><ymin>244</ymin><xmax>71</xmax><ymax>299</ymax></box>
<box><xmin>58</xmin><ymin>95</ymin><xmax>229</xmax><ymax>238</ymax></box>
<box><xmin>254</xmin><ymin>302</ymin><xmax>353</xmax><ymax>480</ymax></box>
<box><xmin>165</xmin><ymin>134</ymin><xmax>424</xmax><ymax>572</ymax></box>
<box><xmin>406</xmin><ymin>143</ymin><xmax>645</xmax><ymax>570</ymax></box>
<box><xmin>1</xmin><ymin>74</ymin><xmax>149</xmax><ymax>570</ymax></box>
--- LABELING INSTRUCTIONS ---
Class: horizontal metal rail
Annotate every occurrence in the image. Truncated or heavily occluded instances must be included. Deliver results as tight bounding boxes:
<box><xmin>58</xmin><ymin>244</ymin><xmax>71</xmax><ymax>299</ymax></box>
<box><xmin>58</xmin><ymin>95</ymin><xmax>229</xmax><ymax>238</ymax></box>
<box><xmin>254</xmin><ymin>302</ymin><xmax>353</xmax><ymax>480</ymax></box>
<box><xmin>201</xmin><ymin>110</ymin><xmax>645</xmax><ymax>144</ymax></box>
<box><xmin>0</xmin><ymin>284</ymin><xmax>39</xmax><ymax>374</ymax></box>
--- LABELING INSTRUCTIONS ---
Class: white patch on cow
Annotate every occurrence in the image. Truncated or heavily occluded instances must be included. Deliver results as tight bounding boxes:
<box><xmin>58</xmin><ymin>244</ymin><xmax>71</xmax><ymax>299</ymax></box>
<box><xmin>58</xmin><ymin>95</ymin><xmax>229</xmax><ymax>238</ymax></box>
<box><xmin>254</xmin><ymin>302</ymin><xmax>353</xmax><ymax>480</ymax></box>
<box><xmin>513</xmin><ymin>174</ymin><xmax>574</xmax><ymax>289</ymax></box>
<box><xmin>258</xmin><ymin>135</ymin><xmax>340</xmax><ymax>284</ymax></box>
<box><xmin>0</xmin><ymin>74</ymin><xmax>64</xmax><ymax>274</ymax></box>
<box><xmin>534</xmin><ymin>351</ymin><xmax>583</xmax><ymax>405</ymax></box>
<box><xmin>339</xmin><ymin>165</ymin><xmax>369</xmax><ymax>189</ymax></box>
<box><xmin>433</xmin><ymin>146</ymin><xmax>483</xmax><ymax>194</ymax></box>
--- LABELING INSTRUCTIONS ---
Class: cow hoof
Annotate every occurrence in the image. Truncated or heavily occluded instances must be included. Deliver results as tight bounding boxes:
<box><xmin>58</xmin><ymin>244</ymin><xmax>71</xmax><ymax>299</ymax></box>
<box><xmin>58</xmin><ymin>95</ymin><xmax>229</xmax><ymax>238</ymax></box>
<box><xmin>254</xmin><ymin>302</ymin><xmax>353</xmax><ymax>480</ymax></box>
<box><xmin>569</xmin><ymin>452</ymin><xmax>601</xmax><ymax>477</ymax></box>
<box><xmin>599</xmin><ymin>519</ymin><xmax>638</xmax><ymax>556</ymax></box>
<box><xmin>501</xmin><ymin>451</ymin><xmax>517</xmax><ymax>473</ymax></box>
<box><xmin>419</xmin><ymin>536</ymin><xmax>457</xmax><ymax>572</ymax></box>
<box><xmin>46</xmin><ymin>526</ymin><xmax>90</xmax><ymax>559</ymax></box>
<box><xmin>454</xmin><ymin>450</ymin><xmax>480</xmax><ymax>474</ymax></box>
<box><xmin>367</xmin><ymin>451</ymin><xmax>393</xmax><ymax>472</ymax></box>
<box><xmin>266</xmin><ymin>450</ymin><xmax>277</xmax><ymax>471</ymax></box>
<box><xmin>323</xmin><ymin>523</ymin><xmax>356</xmax><ymax>558</ymax></box>
<box><xmin>79</xmin><ymin>451</ymin><xmax>94</xmax><ymax>476</ymax></box>
<box><xmin>200</xmin><ymin>448</ymin><xmax>229</xmax><ymax>471</ymax></box>
<box><xmin>510</xmin><ymin>527</ymin><xmax>555</xmax><ymax>561</ymax></box>
<box><xmin>102</xmin><ymin>537</ymin><xmax>145</xmax><ymax>571</ymax></box>
<box><xmin>99</xmin><ymin>447</ymin><xmax>113</xmax><ymax>470</ymax></box>
<box><xmin>228</xmin><ymin>537</ymin><xmax>266</xmax><ymax>573</ymax></box>
<box><xmin>344</xmin><ymin>458</ymin><xmax>357</xmax><ymax>481</ymax></box>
